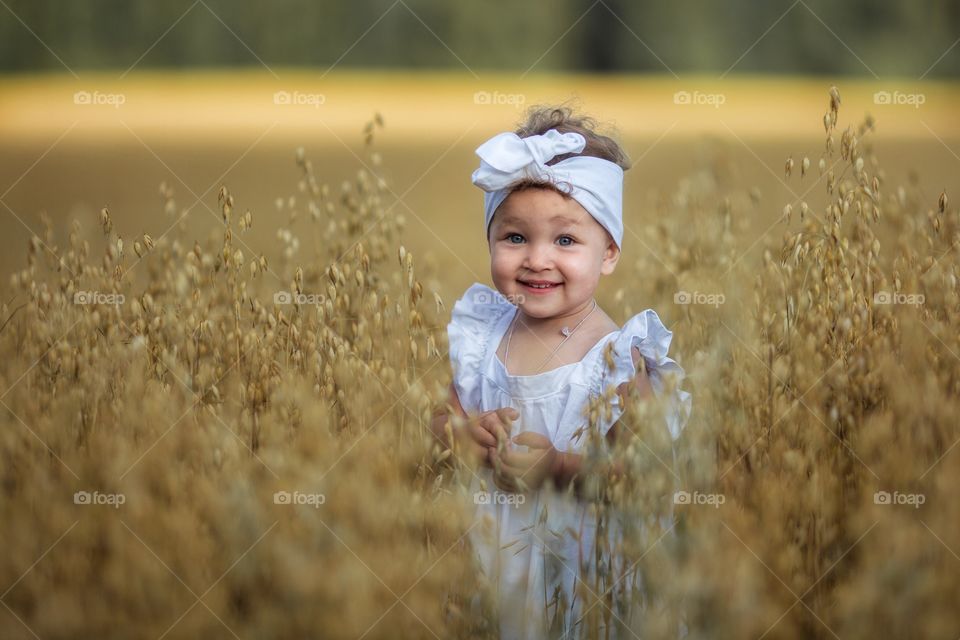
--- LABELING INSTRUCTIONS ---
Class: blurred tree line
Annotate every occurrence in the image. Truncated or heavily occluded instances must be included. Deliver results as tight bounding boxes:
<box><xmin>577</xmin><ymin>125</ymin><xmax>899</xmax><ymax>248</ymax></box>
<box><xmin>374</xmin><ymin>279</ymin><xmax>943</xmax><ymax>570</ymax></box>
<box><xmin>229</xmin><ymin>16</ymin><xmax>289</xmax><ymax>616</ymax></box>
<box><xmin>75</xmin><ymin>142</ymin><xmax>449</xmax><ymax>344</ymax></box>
<box><xmin>1</xmin><ymin>0</ymin><xmax>957</xmax><ymax>76</ymax></box>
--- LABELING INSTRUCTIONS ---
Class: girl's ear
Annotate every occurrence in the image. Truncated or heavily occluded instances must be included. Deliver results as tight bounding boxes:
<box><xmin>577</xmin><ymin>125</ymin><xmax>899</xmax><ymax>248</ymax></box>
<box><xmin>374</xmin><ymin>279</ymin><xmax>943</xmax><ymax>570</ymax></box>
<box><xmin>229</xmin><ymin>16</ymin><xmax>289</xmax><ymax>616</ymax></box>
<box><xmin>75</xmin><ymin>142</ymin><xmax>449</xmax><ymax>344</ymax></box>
<box><xmin>600</xmin><ymin>239</ymin><xmax>620</xmax><ymax>275</ymax></box>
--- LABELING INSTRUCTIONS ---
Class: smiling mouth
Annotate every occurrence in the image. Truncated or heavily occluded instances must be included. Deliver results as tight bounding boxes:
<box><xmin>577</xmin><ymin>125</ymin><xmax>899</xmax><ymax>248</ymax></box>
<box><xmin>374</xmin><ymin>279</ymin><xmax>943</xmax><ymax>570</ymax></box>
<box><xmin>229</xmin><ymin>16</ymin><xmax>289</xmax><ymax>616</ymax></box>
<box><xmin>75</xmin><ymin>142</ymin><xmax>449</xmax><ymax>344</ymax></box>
<box><xmin>518</xmin><ymin>280</ymin><xmax>562</xmax><ymax>290</ymax></box>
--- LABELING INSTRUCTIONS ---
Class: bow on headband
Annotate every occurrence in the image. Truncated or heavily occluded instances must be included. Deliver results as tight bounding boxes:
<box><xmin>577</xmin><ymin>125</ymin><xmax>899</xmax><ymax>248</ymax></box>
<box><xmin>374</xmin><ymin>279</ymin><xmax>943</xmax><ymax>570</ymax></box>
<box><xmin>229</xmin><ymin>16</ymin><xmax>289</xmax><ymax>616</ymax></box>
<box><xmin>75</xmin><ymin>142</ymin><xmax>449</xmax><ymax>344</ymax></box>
<box><xmin>471</xmin><ymin>128</ymin><xmax>624</xmax><ymax>250</ymax></box>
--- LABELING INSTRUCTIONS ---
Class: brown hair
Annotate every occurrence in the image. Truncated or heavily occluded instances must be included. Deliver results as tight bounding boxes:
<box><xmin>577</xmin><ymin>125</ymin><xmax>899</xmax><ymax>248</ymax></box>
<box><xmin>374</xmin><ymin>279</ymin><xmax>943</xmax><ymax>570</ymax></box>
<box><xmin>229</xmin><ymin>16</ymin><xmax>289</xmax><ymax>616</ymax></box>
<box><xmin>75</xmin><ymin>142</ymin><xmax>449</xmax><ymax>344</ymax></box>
<box><xmin>514</xmin><ymin>103</ymin><xmax>631</xmax><ymax>171</ymax></box>
<box><xmin>487</xmin><ymin>103</ymin><xmax>629</xmax><ymax>240</ymax></box>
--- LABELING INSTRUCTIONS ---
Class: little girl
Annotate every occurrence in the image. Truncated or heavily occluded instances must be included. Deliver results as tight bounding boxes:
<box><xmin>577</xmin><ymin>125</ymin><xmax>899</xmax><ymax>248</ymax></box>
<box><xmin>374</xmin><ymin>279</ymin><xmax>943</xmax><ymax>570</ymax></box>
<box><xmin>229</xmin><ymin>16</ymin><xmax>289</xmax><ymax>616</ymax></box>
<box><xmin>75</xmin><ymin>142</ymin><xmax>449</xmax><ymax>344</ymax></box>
<box><xmin>432</xmin><ymin>106</ymin><xmax>692</xmax><ymax>639</ymax></box>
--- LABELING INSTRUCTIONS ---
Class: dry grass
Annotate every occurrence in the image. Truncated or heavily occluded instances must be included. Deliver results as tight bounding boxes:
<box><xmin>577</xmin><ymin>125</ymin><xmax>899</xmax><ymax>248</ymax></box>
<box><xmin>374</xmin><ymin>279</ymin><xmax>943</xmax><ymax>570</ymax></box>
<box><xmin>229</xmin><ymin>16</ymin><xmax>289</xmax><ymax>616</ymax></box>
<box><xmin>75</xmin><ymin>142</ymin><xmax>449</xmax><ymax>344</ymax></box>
<box><xmin>1</xmin><ymin>88</ymin><xmax>958</xmax><ymax>639</ymax></box>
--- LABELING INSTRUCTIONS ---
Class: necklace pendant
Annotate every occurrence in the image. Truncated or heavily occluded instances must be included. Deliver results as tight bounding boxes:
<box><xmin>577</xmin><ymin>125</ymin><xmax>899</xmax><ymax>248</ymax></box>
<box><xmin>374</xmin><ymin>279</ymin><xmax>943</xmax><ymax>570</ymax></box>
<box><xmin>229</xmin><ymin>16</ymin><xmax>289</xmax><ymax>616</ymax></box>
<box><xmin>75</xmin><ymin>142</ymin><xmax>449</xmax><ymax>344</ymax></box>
<box><xmin>560</xmin><ymin>326</ymin><xmax>572</xmax><ymax>337</ymax></box>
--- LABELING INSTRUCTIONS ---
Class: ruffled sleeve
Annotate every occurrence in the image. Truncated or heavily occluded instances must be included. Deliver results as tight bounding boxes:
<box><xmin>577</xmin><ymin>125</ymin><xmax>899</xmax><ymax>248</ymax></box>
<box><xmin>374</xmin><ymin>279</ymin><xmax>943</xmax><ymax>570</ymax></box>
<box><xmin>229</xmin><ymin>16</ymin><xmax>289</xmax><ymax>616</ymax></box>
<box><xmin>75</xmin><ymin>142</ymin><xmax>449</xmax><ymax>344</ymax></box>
<box><xmin>593</xmin><ymin>309</ymin><xmax>692</xmax><ymax>441</ymax></box>
<box><xmin>446</xmin><ymin>283</ymin><xmax>513</xmax><ymax>416</ymax></box>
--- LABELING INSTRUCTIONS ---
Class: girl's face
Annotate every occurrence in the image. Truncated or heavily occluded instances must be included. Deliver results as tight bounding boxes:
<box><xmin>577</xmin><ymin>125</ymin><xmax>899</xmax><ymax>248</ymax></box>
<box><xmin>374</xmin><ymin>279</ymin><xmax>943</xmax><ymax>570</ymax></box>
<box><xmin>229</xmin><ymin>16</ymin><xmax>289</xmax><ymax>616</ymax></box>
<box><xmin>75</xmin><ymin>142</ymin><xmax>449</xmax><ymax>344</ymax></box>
<box><xmin>487</xmin><ymin>187</ymin><xmax>620</xmax><ymax>319</ymax></box>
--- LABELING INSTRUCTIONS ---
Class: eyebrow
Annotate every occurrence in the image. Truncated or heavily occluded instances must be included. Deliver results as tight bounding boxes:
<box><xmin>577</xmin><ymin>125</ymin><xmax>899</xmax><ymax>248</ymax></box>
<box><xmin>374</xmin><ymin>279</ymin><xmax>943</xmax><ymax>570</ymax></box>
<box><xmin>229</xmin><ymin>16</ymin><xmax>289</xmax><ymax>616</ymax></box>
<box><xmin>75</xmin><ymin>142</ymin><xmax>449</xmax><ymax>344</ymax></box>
<box><xmin>497</xmin><ymin>214</ymin><xmax>582</xmax><ymax>226</ymax></box>
<box><xmin>549</xmin><ymin>214</ymin><xmax>582</xmax><ymax>225</ymax></box>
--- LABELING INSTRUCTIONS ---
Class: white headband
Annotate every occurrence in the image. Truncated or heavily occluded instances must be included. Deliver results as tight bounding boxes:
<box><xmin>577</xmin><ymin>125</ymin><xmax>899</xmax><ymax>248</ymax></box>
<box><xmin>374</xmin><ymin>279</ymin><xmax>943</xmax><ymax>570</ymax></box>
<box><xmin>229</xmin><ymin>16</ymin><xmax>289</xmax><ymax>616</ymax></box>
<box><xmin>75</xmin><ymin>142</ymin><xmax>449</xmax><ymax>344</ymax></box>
<box><xmin>471</xmin><ymin>129</ymin><xmax>624</xmax><ymax>250</ymax></box>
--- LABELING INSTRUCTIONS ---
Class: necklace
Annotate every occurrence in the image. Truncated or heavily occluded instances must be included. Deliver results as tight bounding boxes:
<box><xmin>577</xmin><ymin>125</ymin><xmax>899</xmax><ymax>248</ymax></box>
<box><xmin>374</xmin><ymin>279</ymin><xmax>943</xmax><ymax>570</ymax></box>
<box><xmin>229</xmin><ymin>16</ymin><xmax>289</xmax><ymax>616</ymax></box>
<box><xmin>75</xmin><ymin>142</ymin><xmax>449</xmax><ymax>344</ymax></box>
<box><xmin>503</xmin><ymin>300</ymin><xmax>599</xmax><ymax>375</ymax></box>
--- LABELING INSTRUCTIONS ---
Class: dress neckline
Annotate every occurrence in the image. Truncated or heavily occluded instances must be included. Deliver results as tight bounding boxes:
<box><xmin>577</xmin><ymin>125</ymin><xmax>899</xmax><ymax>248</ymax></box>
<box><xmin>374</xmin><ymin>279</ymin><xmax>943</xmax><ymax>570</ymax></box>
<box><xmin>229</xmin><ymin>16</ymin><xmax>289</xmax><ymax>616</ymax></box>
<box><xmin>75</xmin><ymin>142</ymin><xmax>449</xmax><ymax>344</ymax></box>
<box><xmin>493</xmin><ymin>305</ymin><xmax>619</xmax><ymax>379</ymax></box>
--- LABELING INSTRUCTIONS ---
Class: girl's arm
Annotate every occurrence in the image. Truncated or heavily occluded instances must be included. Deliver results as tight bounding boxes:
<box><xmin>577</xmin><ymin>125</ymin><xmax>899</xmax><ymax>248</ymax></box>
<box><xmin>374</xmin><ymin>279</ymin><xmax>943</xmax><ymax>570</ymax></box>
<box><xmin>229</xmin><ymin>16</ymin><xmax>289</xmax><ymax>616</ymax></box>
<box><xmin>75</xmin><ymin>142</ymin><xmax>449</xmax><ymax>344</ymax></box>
<box><xmin>548</xmin><ymin>426</ymin><xmax>625</xmax><ymax>499</ymax></box>
<box><xmin>619</xmin><ymin>345</ymin><xmax>654</xmax><ymax>402</ymax></box>
<box><xmin>550</xmin><ymin>346</ymin><xmax>653</xmax><ymax>499</ymax></box>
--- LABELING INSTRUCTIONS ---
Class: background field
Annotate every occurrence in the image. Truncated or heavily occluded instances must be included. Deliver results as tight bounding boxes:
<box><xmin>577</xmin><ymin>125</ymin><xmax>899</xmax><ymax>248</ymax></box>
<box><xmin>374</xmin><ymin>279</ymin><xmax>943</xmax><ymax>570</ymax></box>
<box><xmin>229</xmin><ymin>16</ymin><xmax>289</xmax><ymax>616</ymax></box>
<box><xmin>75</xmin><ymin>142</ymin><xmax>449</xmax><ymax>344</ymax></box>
<box><xmin>3</xmin><ymin>72</ymin><xmax>958</xmax><ymax>301</ymax></box>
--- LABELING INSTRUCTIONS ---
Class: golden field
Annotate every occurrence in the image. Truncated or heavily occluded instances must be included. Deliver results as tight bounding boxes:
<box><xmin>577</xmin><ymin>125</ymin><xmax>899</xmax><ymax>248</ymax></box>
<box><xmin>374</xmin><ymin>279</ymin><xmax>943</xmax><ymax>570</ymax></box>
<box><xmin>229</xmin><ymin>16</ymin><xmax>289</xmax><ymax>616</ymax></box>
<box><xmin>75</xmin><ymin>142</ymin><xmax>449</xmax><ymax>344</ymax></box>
<box><xmin>1</xmin><ymin>74</ymin><xmax>959</xmax><ymax>638</ymax></box>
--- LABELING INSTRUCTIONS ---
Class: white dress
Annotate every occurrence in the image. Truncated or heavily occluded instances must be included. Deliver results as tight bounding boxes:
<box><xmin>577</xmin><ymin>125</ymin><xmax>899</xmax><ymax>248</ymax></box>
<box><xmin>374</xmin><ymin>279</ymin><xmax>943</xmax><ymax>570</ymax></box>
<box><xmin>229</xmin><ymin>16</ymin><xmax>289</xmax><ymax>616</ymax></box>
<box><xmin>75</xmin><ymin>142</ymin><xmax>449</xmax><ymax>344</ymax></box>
<box><xmin>447</xmin><ymin>282</ymin><xmax>693</xmax><ymax>639</ymax></box>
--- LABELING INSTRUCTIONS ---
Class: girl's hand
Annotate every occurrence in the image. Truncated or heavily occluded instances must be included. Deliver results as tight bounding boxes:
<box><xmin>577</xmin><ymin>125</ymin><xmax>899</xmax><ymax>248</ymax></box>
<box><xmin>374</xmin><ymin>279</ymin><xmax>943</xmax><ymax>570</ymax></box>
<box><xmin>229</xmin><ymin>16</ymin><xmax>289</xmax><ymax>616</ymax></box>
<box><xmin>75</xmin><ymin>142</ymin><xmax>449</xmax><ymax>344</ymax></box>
<box><xmin>455</xmin><ymin>407</ymin><xmax>518</xmax><ymax>468</ymax></box>
<box><xmin>491</xmin><ymin>432</ymin><xmax>559</xmax><ymax>493</ymax></box>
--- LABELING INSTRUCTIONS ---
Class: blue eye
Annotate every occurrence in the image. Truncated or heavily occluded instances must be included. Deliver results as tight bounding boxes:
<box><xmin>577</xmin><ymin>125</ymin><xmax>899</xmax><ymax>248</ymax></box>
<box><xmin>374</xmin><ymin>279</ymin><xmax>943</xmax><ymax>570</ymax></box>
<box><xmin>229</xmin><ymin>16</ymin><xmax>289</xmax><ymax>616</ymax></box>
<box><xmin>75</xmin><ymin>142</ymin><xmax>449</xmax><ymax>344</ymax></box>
<box><xmin>558</xmin><ymin>235</ymin><xmax>574</xmax><ymax>246</ymax></box>
<box><xmin>507</xmin><ymin>233</ymin><xmax>524</xmax><ymax>244</ymax></box>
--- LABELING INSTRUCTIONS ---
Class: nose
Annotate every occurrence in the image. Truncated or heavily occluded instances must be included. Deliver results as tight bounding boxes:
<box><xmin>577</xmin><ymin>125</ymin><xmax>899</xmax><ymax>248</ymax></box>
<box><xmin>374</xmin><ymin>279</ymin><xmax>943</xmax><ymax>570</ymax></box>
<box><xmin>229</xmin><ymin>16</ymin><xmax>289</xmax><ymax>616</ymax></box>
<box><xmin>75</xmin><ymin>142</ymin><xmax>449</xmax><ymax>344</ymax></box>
<box><xmin>522</xmin><ymin>240</ymin><xmax>554</xmax><ymax>272</ymax></box>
